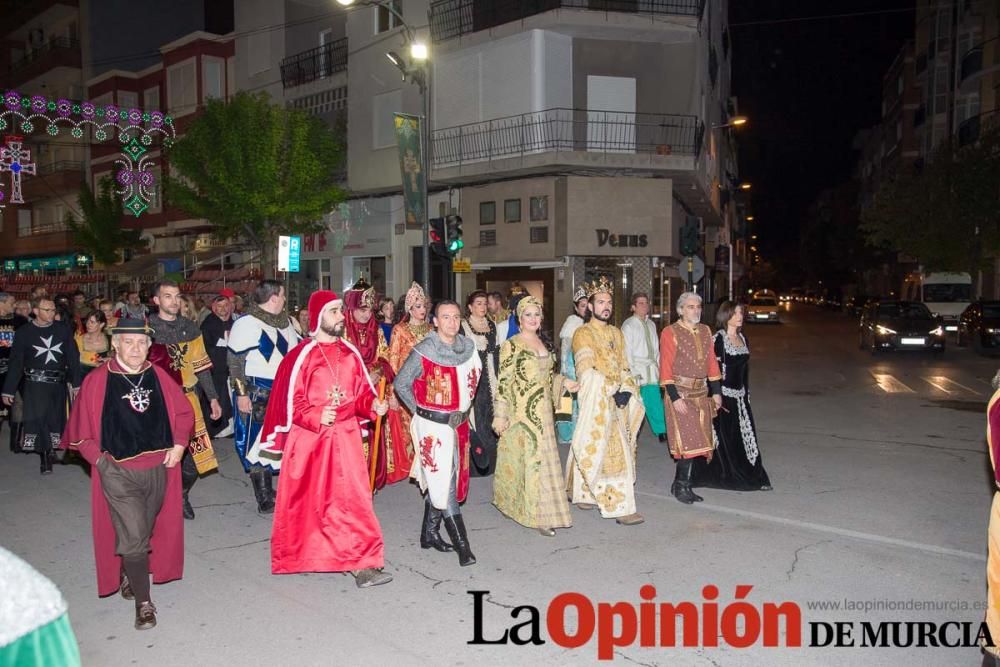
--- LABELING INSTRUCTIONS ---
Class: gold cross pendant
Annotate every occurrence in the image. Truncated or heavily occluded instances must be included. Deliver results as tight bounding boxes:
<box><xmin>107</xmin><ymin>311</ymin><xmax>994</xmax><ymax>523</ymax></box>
<box><xmin>327</xmin><ymin>384</ymin><xmax>345</xmax><ymax>406</ymax></box>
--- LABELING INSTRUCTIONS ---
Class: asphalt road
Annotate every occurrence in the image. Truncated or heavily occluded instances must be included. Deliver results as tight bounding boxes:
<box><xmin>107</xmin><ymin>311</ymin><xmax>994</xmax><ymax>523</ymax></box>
<box><xmin>1</xmin><ymin>303</ymin><xmax>997</xmax><ymax>666</ymax></box>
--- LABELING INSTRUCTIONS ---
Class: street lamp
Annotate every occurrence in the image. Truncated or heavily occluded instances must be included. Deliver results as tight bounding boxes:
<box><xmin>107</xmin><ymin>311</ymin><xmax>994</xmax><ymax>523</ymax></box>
<box><xmin>712</xmin><ymin>115</ymin><xmax>749</xmax><ymax>129</ymax></box>
<box><xmin>336</xmin><ymin>0</ymin><xmax>433</xmax><ymax>294</ymax></box>
<box><xmin>746</xmin><ymin>215</ymin><xmax>754</xmax><ymax>221</ymax></box>
<box><xmin>739</xmin><ymin>182</ymin><xmax>752</xmax><ymax>190</ymax></box>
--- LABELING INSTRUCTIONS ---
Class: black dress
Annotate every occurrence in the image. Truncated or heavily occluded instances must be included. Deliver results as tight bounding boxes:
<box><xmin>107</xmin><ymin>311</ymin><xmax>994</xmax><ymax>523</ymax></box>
<box><xmin>691</xmin><ymin>331</ymin><xmax>771</xmax><ymax>491</ymax></box>
<box><xmin>462</xmin><ymin>318</ymin><xmax>499</xmax><ymax>477</ymax></box>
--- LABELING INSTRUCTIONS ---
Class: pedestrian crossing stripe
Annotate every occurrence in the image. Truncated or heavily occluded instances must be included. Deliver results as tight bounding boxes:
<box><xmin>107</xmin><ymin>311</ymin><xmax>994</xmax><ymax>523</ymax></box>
<box><xmin>922</xmin><ymin>375</ymin><xmax>982</xmax><ymax>396</ymax></box>
<box><xmin>871</xmin><ymin>373</ymin><xmax>915</xmax><ymax>394</ymax></box>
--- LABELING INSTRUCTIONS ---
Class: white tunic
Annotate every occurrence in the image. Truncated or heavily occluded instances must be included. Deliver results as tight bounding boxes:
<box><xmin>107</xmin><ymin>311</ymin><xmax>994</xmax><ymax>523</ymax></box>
<box><xmin>621</xmin><ymin>315</ymin><xmax>660</xmax><ymax>386</ymax></box>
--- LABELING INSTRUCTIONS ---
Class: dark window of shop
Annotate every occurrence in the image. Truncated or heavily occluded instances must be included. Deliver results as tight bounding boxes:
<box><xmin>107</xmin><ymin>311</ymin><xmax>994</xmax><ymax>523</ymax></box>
<box><xmin>530</xmin><ymin>195</ymin><xmax>548</xmax><ymax>222</ymax></box>
<box><xmin>530</xmin><ymin>226</ymin><xmax>548</xmax><ymax>244</ymax></box>
<box><xmin>479</xmin><ymin>201</ymin><xmax>496</xmax><ymax>225</ymax></box>
<box><xmin>504</xmin><ymin>198</ymin><xmax>521</xmax><ymax>223</ymax></box>
<box><xmin>480</xmin><ymin>230</ymin><xmax>497</xmax><ymax>246</ymax></box>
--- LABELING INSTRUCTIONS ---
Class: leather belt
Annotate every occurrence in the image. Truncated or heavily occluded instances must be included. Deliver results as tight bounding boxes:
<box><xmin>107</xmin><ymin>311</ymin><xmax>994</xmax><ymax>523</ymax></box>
<box><xmin>416</xmin><ymin>407</ymin><xmax>466</xmax><ymax>428</ymax></box>
<box><xmin>26</xmin><ymin>368</ymin><xmax>66</xmax><ymax>384</ymax></box>
<box><xmin>674</xmin><ymin>375</ymin><xmax>707</xmax><ymax>390</ymax></box>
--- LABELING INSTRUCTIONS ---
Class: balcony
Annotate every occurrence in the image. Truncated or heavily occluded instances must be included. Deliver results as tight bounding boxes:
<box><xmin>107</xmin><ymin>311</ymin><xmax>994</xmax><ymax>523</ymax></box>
<box><xmin>960</xmin><ymin>47</ymin><xmax>982</xmax><ymax>83</ymax></box>
<box><xmin>430</xmin><ymin>0</ymin><xmax>704</xmax><ymax>42</ymax></box>
<box><xmin>431</xmin><ymin>107</ymin><xmax>703</xmax><ymax>182</ymax></box>
<box><xmin>1</xmin><ymin>0</ymin><xmax>79</xmax><ymax>34</ymax></box>
<box><xmin>22</xmin><ymin>160</ymin><xmax>84</xmax><ymax>200</ymax></box>
<box><xmin>1</xmin><ymin>36</ymin><xmax>81</xmax><ymax>89</ymax></box>
<box><xmin>280</xmin><ymin>38</ymin><xmax>347</xmax><ymax>89</ymax></box>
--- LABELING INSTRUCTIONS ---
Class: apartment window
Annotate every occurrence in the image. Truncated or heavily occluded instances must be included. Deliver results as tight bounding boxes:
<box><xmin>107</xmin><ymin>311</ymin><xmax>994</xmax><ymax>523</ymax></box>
<box><xmin>530</xmin><ymin>196</ymin><xmax>548</xmax><ymax>222</ymax></box>
<box><xmin>372</xmin><ymin>89</ymin><xmax>402</xmax><ymax>149</ymax></box>
<box><xmin>530</xmin><ymin>226</ymin><xmax>548</xmax><ymax>244</ymax></box>
<box><xmin>167</xmin><ymin>59</ymin><xmax>197</xmax><ymax>116</ymax></box>
<box><xmin>375</xmin><ymin>0</ymin><xmax>402</xmax><ymax>34</ymax></box>
<box><xmin>203</xmin><ymin>58</ymin><xmax>224</xmax><ymax>101</ymax></box>
<box><xmin>480</xmin><ymin>229</ymin><xmax>496</xmax><ymax>247</ymax></box>
<box><xmin>118</xmin><ymin>91</ymin><xmax>138</xmax><ymax>110</ymax></box>
<box><xmin>897</xmin><ymin>75</ymin><xmax>904</xmax><ymax>94</ymax></box>
<box><xmin>17</xmin><ymin>209</ymin><xmax>31</xmax><ymax>237</ymax></box>
<box><xmin>479</xmin><ymin>201</ymin><xmax>496</xmax><ymax>225</ymax></box>
<box><xmin>504</xmin><ymin>198</ymin><xmax>521</xmax><ymax>223</ymax></box>
<box><xmin>144</xmin><ymin>86</ymin><xmax>160</xmax><ymax>111</ymax></box>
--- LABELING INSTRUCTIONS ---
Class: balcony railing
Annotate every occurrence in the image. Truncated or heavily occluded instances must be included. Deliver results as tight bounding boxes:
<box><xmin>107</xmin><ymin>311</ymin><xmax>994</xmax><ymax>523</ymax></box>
<box><xmin>430</xmin><ymin>0</ymin><xmax>704</xmax><ymax>42</ymax></box>
<box><xmin>280</xmin><ymin>38</ymin><xmax>348</xmax><ymax>89</ymax></box>
<box><xmin>432</xmin><ymin>108</ymin><xmax>703</xmax><ymax>168</ymax></box>
<box><xmin>8</xmin><ymin>36</ymin><xmax>80</xmax><ymax>74</ymax></box>
<box><xmin>960</xmin><ymin>46</ymin><xmax>983</xmax><ymax>83</ymax></box>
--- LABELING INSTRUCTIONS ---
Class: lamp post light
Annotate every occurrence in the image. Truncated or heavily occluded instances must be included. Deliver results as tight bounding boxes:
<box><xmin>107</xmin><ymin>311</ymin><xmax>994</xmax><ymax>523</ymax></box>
<box><xmin>739</xmin><ymin>182</ymin><xmax>752</xmax><ymax>191</ymax></box>
<box><xmin>335</xmin><ymin>0</ymin><xmax>433</xmax><ymax>294</ymax></box>
<box><xmin>712</xmin><ymin>115</ymin><xmax>749</xmax><ymax>129</ymax></box>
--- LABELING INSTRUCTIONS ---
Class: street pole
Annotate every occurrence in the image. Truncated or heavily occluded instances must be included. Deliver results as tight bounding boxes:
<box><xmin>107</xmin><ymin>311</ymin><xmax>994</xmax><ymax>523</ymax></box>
<box><xmin>420</xmin><ymin>72</ymin><xmax>430</xmax><ymax>296</ymax></box>
<box><xmin>728</xmin><ymin>242</ymin><xmax>734</xmax><ymax>301</ymax></box>
<box><xmin>687</xmin><ymin>255</ymin><xmax>694</xmax><ymax>293</ymax></box>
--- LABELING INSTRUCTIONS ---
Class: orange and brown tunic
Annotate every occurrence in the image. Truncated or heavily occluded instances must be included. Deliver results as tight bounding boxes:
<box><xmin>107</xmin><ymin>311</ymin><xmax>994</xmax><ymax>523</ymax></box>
<box><xmin>658</xmin><ymin>322</ymin><xmax>723</xmax><ymax>459</ymax></box>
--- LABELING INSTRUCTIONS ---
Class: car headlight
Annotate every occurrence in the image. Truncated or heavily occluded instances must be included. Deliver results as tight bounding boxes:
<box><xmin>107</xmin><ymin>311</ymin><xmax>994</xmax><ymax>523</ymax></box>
<box><xmin>929</xmin><ymin>326</ymin><xmax>944</xmax><ymax>336</ymax></box>
<box><xmin>876</xmin><ymin>325</ymin><xmax>897</xmax><ymax>335</ymax></box>
<box><xmin>988</xmin><ymin>328</ymin><xmax>999</xmax><ymax>334</ymax></box>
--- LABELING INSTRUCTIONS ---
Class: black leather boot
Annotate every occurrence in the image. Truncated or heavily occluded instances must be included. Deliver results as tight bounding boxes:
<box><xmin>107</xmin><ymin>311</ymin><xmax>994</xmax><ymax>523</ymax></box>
<box><xmin>40</xmin><ymin>450</ymin><xmax>53</xmax><ymax>475</ymax></box>
<box><xmin>181</xmin><ymin>453</ymin><xmax>197</xmax><ymax>520</ymax></box>
<box><xmin>8</xmin><ymin>422</ymin><xmax>19</xmax><ymax>453</ymax></box>
<box><xmin>685</xmin><ymin>458</ymin><xmax>704</xmax><ymax>502</ymax></box>
<box><xmin>263</xmin><ymin>468</ymin><xmax>276</xmax><ymax>504</ymax></box>
<box><xmin>673</xmin><ymin>459</ymin><xmax>697</xmax><ymax>505</ymax></box>
<box><xmin>420</xmin><ymin>501</ymin><xmax>453</xmax><ymax>552</ymax></box>
<box><xmin>442</xmin><ymin>514</ymin><xmax>476</xmax><ymax>566</ymax></box>
<box><xmin>250</xmin><ymin>469</ymin><xmax>275</xmax><ymax>514</ymax></box>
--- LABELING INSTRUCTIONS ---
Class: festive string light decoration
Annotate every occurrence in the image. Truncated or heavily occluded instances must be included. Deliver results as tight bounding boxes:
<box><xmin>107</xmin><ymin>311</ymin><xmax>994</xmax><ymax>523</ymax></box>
<box><xmin>0</xmin><ymin>89</ymin><xmax>176</xmax><ymax>216</ymax></box>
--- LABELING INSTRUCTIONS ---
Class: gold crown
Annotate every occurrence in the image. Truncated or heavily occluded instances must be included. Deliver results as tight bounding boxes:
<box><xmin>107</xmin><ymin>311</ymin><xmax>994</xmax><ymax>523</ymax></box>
<box><xmin>585</xmin><ymin>276</ymin><xmax>614</xmax><ymax>298</ymax></box>
<box><xmin>361</xmin><ymin>286</ymin><xmax>377</xmax><ymax>309</ymax></box>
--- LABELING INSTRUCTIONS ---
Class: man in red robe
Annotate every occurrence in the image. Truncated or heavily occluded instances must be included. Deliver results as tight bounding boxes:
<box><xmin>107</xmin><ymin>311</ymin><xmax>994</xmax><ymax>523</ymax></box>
<box><xmin>259</xmin><ymin>290</ymin><xmax>392</xmax><ymax>588</ymax></box>
<box><xmin>343</xmin><ymin>277</ymin><xmax>394</xmax><ymax>490</ymax></box>
<box><xmin>60</xmin><ymin>318</ymin><xmax>194</xmax><ymax>631</ymax></box>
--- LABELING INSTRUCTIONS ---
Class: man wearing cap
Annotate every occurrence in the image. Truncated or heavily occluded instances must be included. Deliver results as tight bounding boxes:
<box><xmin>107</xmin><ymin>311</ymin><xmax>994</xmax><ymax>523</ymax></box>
<box><xmin>565</xmin><ymin>277</ymin><xmax>646</xmax><ymax>526</ymax></box>
<box><xmin>60</xmin><ymin>317</ymin><xmax>195</xmax><ymax>630</ymax></box>
<box><xmin>228</xmin><ymin>279</ymin><xmax>300</xmax><ymax>513</ymax></box>
<box><xmin>259</xmin><ymin>291</ymin><xmax>392</xmax><ymax>587</ymax></box>
<box><xmin>147</xmin><ymin>280</ymin><xmax>222</xmax><ymax>521</ymax></box>
<box><xmin>2</xmin><ymin>296</ymin><xmax>81</xmax><ymax>473</ymax></box>
<box><xmin>200</xmin><ymin>291</ymin><xmax>235</xmax><ymax>439</ymax></box>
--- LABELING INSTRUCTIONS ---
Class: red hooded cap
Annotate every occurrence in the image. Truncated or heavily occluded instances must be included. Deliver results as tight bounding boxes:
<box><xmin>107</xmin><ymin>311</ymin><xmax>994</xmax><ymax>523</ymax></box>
<box><xmin>307</xmin><ymin>290</ymin><xmax>342</xmax><ymax>337</ymax></box>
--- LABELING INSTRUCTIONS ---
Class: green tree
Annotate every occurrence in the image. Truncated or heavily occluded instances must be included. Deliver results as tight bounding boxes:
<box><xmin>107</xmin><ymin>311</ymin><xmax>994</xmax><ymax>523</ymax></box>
<box><xmin>165</xmin><ymin>91</ymin><xmax>347</xmax><ymax>271</ymax></box>
<box><xmin>66</xmin><ymin>176</ymin><xmax>143</xmax><ymax>267</ymax></box>
<box><xmin>862</xmin><ymin>123</ymin><xmax>1000</xmax><ymax>291</ymax></box>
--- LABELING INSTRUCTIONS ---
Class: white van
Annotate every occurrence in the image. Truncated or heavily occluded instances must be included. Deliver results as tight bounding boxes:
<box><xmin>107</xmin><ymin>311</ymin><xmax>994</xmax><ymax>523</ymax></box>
<box><xmin>901</xmin><ymin>272</ymin><xmax>972</xmax><ymax>331</ymax></box>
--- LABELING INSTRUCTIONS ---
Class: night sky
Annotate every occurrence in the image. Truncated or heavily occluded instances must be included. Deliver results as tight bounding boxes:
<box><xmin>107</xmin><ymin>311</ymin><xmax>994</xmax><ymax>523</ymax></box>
<box><xmin>729</xmin><ymin>0</ymin><xmax>915</xmax><ymax>281</ymax></box>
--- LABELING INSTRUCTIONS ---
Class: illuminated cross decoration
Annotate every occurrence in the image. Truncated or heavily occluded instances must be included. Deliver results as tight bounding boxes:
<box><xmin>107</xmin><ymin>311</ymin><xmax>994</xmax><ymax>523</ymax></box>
<box><xmin>0</xmin><ymin>136</ymin><xmax>36</xmax><ymax>204</ymax></box>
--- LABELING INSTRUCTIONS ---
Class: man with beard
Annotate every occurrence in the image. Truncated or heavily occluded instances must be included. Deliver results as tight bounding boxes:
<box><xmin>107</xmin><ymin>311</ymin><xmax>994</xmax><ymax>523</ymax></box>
<box><xmin>0</xmin><ymin>292</ymin><xmax>29</xmax><ymax>451</ymax></box>
<box><xmin>394</xmin><ymin>301</ymin><xmax>483</xmax><ymax>567</ymax></box>
<box><xmin>147</xmin><ymin>281</ymin><xmax>222</xmax><ymax>520</ymax></box>
<box><xmin>228</xmin><ymin>280</ymin><xmax>300</xmax><ymax>513</ymax></box>
<box><xmin>343</xmin><ymin>277</ymin><xmax>394</xmax><ymax>490</ymax></box>
<box><xmin>565</xmin><ymin>277</ymin><xmax>645</xmax><ymax>525</ymax></box>
<box><xmin>2</xmin><ymin>297</ymin><xmax>81</xmax><ymax>473</ymax></box>
<box><xmin>200</xmin><ymin>292</ymin><xmax>235</xmax><ymax>438</ymax></box>
<box><xmin>659</xmin><ymin>292</ymin><xmax>722</xmax><ymax>505</ymax></box>
<box><xmin>258</xmin><ymin>290</ymin><xmax>392</xmax><ymax>587</ymax></box>
<box><xmin>60</xmin><ymin>318</ymin><xmax>194</xmax><ymax>630</ymax></box>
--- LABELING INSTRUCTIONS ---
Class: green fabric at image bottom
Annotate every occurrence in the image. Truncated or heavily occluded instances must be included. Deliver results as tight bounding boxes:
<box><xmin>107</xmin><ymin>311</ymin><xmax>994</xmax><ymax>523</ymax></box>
<box><xmin>0</xmin><ymin>613</ymin><xmax>81</xmax><ymax>667</ymax></box>
<box><xmin>639</xmin><ymin>383</ymin><xmax>667</xmax><ymax>436</ymax></box>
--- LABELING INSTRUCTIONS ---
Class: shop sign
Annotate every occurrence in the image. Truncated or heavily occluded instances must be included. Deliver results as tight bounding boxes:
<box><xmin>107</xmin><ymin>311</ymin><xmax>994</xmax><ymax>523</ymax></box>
<box><xmin>452</xmin><ymin>258</ymin><xmax>472</xmax><ymax>273</ymax></box>
<box><xmin>596</xmin><ymin>229</ymin><xmax>648</xmax><ymax>249</ymax></box>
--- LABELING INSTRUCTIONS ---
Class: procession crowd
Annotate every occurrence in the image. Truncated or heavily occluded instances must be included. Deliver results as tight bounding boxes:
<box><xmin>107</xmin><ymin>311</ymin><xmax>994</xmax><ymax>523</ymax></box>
<box><xmin>0</xmin><ymin>275</ymin><xmax>773</xmax><ymax>657</ymax></box>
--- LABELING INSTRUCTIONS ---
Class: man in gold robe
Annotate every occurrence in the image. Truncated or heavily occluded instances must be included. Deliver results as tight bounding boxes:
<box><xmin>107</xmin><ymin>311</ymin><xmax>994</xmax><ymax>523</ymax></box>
<box><xmin>565</xmin><ymin>277</ymin><xmax>645</xmax><ymax>525</ymax></box>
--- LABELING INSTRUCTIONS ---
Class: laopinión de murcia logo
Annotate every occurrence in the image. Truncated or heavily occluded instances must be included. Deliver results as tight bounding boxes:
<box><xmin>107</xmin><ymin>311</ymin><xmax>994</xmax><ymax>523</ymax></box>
<box><xmin>467</xmin><ymin>586</ymin><xmax>995</xmax><ymax>659</ymax></box>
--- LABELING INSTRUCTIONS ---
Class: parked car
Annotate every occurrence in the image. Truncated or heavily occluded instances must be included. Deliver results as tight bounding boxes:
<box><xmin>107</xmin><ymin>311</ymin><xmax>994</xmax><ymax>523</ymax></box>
<box><xmin>844</xmin><ymin>295</ymin><xmax>874</xmax><ymax>318</ymax></box>
<box><xmin>859</xmin><ymin>300</ymin><xmax>945</xmax><ymax>355</ymax></box>
<box><xmin>747</xmin><ymin>294</ymin><xmax>780</xmax><ymax>323</ymax></box>
<box><xmin>957</xmin><ymin>301</ymin><xmax>1000</xmax><ymax>354</ymax></box>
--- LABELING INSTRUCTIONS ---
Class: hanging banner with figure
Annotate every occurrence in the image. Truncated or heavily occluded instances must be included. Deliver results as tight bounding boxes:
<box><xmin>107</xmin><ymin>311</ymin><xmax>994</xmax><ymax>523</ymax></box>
<box><xmin>394</xmin><ymin>113</ymin><xmax>425</xmax><ymax>229</ymax></box>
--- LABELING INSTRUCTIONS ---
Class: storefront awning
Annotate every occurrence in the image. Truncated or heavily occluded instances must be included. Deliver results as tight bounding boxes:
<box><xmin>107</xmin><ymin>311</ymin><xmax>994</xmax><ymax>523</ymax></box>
<box><xmin>471</xmin><ymin>259</ymin><xmax>569</xmax><ymax>271</ymax></box>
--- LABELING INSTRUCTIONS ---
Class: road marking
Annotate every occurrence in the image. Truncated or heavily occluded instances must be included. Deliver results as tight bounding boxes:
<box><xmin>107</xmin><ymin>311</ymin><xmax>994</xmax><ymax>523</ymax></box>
<box><xmin>637</xmin><ymin>491</ymin><xmax>985</xmax><ymax>563</ymax></box>
<box><xmin>871</xmin><ymin>373</ymin><xmax>915</xmax><ymax>394</ymax></box>
<box><xmin>923</xmin><ymin>375</ymin><xmax>981</xmax><ymax>396</ymax></box>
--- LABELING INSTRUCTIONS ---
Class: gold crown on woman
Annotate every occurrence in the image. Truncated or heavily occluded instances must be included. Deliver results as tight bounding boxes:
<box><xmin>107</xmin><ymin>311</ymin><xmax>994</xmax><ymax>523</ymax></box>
<box><xmin>584</xmin><ymin>276</ymin><xmax>614</xmax><ymax>298</ymax></box>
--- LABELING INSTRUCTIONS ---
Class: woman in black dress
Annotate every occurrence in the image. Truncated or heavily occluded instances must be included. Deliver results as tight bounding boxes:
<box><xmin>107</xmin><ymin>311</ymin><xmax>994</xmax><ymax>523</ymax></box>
<box><xmin>461</xmin><ymin>290</ymin><xmax>499</xmax><ymax>476</ymax></box>
<box><xmin>692</xmin><ymin>301</ymin><xmax>772</xmax><ymax>491</ymax></box>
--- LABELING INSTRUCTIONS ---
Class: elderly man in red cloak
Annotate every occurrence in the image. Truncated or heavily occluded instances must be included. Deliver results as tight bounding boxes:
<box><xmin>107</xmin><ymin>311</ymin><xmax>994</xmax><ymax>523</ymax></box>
<box><xmin>259</xmin><ymin>290</ymin><xmax>392</xmax><ymax>587</ymax></box>
<box><xmin>343</xmin><ymin>277</ymin><xmax>395</xmax><ymax>490</ymax></box>
<box><xmin>60</xmin><ymin>318</ymin><xmax>194</xmax><ymax>631</ymax></box>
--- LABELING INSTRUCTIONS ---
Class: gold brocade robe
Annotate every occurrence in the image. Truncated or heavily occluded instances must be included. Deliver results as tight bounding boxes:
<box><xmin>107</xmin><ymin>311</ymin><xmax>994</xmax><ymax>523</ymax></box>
<box><xmin>565</xmin><ymin>321</ymin><xmax>645</xmax><ymax>519</ymax></box>
<box><xmin>163</xmin><ymin>335</ymin><xmax>218</xmax><ymax>473</ymax></box>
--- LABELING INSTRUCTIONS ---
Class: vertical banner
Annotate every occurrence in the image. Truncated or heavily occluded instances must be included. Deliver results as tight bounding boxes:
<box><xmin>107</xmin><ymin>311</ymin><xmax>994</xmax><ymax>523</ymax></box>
<box><xmin>277</xmin><ymin>235</ymin><xmax>290</xmax><ymax>272</ymax></box>
<box><xmin>278</xmin><ymin>235</ymin><xmax>302</xmax><ymax>273</ymax></box>
<box><xmin>394</xmin><ymin>113</ymin><xmax>425</xmax><ymax>229</ymax></box>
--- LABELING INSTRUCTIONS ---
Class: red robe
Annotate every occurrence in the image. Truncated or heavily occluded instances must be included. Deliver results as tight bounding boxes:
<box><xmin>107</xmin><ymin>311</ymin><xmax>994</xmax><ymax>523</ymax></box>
<box><xmin>60</xmin><ymin>359</ymin><xmax>195</xmax><ymax>597</ymax></box>
<box><xmin>262</xmin><ymin>339</ymin><xmax>383</xmax><ymax>573</ymax></box>
<box><xmin>345</xmin><ymin>311</ymin><xmax>394</xmax><ymax>489</ymax></box>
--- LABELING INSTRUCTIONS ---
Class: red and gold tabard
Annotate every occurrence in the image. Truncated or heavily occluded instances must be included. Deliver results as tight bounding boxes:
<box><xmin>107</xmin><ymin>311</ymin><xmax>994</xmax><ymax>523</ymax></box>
<box><xmin>984</xmin><ymin>387</ymin><xmax>1000</xmax><ymax>657</ymax></box>
<box><xmin>659</xmin><ymin>321</ymin><xmax>723</xmax><ymax>459</ymax></box>
<box><xmin>408</xmin><ymin>352</ymin><xmax>481</xmax><ymax>509</ymax></box>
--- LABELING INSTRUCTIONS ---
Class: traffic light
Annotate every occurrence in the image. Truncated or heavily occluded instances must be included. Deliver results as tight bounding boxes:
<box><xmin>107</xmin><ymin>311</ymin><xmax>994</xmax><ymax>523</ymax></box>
<box><xmin>429</xmin><ymin>217</ymin><xmax>448</xmax><ymax>257</ymax></box>
<box><xmin>445</xmin><ymin>214</ymin><xmax>463</xmax><ymax>257</ymax></box>
<box><xmin>680</xmin><ymin>220</ymin><xmax>700</xmax><ymax>256</ymax></box>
